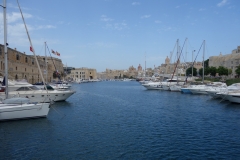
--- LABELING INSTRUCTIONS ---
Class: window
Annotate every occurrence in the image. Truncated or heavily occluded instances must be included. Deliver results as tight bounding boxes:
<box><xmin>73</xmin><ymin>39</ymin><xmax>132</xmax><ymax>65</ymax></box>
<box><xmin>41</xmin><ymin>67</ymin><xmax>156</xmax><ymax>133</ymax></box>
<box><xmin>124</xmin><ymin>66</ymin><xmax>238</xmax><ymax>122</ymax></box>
<box><xmin>25</xmin><ymin>57</ymin><xmax>28</xmax><ymax>63</ymax></box>
<box><xmin>32</xmin><ymin>59</ymin><xmax>34</xmax><ymax>65</ymax></box>
<box><xmin>0</xmin><ymin>48</ymin><xmax>2</xmax><ymax>55</ymax></box>
<box><xmin>25</xmin><ymin>68</ymin><xmax>26</xmax><ymax>71</ymax></box>
<box><xmin>16</xmin><ymin>54</ymin><xmax>20</xmax><ymax>60</ymax></box>
<box><xmin>16</xmin><ymin>67</ymin><xmax>17</xmax><ymax>70</ymax></box>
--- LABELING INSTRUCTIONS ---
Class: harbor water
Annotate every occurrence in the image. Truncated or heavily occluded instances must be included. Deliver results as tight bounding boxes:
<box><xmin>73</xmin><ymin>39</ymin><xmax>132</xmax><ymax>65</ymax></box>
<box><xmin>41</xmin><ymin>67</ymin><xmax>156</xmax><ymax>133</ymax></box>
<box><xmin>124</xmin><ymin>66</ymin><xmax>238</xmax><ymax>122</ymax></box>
<box><xmin>1</xmin><ymin>81</ymin><xmax>240</xmax><ymax>159</ymax></box>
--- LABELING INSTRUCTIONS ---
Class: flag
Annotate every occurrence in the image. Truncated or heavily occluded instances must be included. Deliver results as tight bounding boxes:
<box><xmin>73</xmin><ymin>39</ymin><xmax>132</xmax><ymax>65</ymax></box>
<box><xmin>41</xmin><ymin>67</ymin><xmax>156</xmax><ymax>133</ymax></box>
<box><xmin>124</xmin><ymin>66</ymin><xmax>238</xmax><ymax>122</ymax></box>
<box><xmin>51</xmin><ymin>49</ymin><xmax>56</xmax><ymax>55</ymax></box>
<box><xmin>30</xmin><ymin>46</ymin><xmax>33</xmax><ymax>52</ymax></box>
<box><xmin>56</xmin><ymin>51</ymin><xmax>60</xmax><ymax>56</ymax></box>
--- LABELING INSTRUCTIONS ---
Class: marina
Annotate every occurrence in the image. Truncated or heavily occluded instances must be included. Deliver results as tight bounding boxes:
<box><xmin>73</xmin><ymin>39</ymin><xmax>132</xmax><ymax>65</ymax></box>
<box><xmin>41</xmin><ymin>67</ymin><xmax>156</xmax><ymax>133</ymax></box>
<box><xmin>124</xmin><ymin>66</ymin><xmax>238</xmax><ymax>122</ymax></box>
<box><xmin>1</xmin><ymin>81</ymin><xmax>240</xmax><ymax>159</ymax></box>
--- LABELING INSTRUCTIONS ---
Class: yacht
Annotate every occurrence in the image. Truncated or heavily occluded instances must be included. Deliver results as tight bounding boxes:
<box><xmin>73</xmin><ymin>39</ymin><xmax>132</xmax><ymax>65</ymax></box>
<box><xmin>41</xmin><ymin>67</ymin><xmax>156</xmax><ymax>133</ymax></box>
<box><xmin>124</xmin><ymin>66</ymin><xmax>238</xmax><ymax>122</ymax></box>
<box><xmin>142</xmin><ymin>81</ymin><xmax>163</xmax><ymax>90</ymax></box>
<box><xmin>0</xmin><ymin>97</ymin><xmax>50</xmax><ymax>121</ymax></box>
<box><xmin>161</xmin><ymin>79</ymin><xmax>184</xmax><ymax>91</ymax></box>
<box><xmin>0</xmin><ymin>85</ymin><xmax>75</xmax><ymax>103</ymax></box>
<box><xmin>188</xmin><ymin>82</ymin><xmax>227</xmax><ymax>95</ymax></box>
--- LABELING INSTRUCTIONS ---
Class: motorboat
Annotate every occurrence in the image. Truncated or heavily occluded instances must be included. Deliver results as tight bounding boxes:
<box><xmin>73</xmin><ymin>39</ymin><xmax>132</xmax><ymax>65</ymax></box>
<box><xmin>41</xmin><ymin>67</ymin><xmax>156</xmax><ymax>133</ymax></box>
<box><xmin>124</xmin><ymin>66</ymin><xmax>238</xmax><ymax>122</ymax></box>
<box><xmin>170</xmin><ymin>84</ymin><xmax>183</xmax><ymax>92</ymax></box>
<box><xmin>188</xmin><ymin>82</ymin><xmax>227</xmax><ymax>95</ymax></box>
<box><xmin>161</xmin><ymin>79</ymin><xmax>184</xmax><ymax>91</ymax></box>
<box><xmin>0</xmin><ymin>78</ymin><xmax>33</xmax><ymax>92</ymax></box>
<box><xmin>142</xmin><ymin>82</ymin><xmax>163</xmax><ymax>90</ymax></box>
<box><xmin>217</xmin><ymin>91</ymin><xmax>240</xmax><ymax>103</ymax></box>
<box><xmin>0</xmin><ymin>85</ymin><xmax>75</xmax><ymax>103</ymax></box>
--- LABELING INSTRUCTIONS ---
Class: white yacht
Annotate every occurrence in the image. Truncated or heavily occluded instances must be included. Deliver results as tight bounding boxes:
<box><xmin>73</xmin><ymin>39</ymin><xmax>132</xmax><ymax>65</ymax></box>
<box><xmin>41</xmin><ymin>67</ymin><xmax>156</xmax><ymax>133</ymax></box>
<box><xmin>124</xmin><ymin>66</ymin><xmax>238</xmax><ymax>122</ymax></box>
<box><xmin>170</xmin><ymin>84</ymin><xmax>183</xmax><ymax>92</ymax></box>
<box><xmin>217</xmin><ymin>91</ymin><xmax>240</xmax><ymax>103</ymax></box>
<box><xmin>0</xmin><ymin>98</ymin><xmax>50</xmax><ymax>121</ymax></box>
<box><xmin>142</xmin><ymin>82</ymin><xmax>163</xmax><ymax>90</ymax></box>
<box><xmin>0</xmin><ymin>78</ymin><xmax>32</xmax><ymax>92</ymax></box>
<box><xmin>188</xmin><ymin>82</ymin><xmax>227</xmax><ymax>95</ymax></box>
<box><xmin>161</xmin><ymin>79</ymin><xmax>184</xmax><ymax>91</ymax></box>
<box><xmin>0</xmin><ymin>85</ymin><xmax>75</xmax><ymax>103</ymax></box>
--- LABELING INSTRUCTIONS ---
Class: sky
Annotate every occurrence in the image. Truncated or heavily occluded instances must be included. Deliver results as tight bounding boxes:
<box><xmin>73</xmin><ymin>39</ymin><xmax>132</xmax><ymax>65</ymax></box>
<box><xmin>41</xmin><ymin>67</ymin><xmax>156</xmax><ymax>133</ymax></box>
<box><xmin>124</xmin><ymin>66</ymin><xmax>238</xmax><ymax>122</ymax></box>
<box><xmin>0</xmin><ymin>0</ymin><xmax>239</xmax><ymax>72</ymax></box>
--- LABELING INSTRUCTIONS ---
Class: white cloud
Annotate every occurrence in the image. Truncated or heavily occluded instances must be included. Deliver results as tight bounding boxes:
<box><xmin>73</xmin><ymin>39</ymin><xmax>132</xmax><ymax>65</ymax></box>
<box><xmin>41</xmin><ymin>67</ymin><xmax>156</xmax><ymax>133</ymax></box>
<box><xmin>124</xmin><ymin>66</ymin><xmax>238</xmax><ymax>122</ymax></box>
<box><xmin>100</xmin><ymin>15</ymin><xmax>113</xmax><ymax>22</ymax></box>
<box><xmin>141</xmin><ymin>15</ymin><xmax>151</xmax><ymax>19</ymax></box>
<box><xmin>217</xmin><ymin>0</ymin><xmax>228</xmax><ymax>7</ymax></box>
<box><xmin>155</xmin><ymin>20</ymin><xmax>161</xmax><ymax>24</ymax></box>
<box><xmin>132</xmin><ymin>2</ymin><xmax>140</xmax><ymax>5</ymax></box>
<box><xmin>6</xmin><ymin>12</ymin><xmax>32</xmax><ymax>23</ymax></box>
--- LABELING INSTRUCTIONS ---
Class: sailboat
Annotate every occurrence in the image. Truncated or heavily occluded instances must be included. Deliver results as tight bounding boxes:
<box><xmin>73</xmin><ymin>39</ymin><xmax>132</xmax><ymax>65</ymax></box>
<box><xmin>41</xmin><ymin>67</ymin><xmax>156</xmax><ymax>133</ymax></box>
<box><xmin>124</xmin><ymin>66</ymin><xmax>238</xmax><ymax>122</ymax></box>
<box><xmin>0</xmin><ymin>0</ymin><xmax>50</xmax><ymax>121</ymax></box>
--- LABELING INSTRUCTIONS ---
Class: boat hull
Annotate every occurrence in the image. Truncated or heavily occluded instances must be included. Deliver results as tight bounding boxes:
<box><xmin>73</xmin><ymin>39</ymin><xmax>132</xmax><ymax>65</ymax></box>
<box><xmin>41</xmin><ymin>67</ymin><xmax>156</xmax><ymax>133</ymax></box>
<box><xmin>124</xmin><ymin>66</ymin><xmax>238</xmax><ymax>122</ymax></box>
<box><xmin>0</xmin><ymin>103</ymin><xmax>50</xmax><ymax>121</ymax></box>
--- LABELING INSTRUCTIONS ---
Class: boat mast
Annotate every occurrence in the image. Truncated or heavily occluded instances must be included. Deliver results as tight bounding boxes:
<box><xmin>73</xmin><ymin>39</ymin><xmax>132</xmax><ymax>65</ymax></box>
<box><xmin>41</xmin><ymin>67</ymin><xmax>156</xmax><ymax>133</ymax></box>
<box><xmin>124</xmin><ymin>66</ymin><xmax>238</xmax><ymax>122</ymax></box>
<box><xmin>176</xmin><ymin>40</ymin><xmax>179</xmax><ymax>83</ymax></box>
<box><xmin>17</xmin><ymin>0</ymin><xmax>47</xmax><ymax>92</ymax></box>
<box><xmin>45</xmin><ymin>42</ymin><xmax>48</xmax><ymax>83</ymax></box>
<box><xmin>144</xmin><ymin>53</ymin><xmax>146</xmax><ymax>79</ymax></box>
<box><xmin>2</xmin><ymin>0</ymin><xmax>8</xmax><ymax>99</ymax></box>
<box><xmin>202</xmin><ymin>40</ymin><xmax>205</xmax><ymax>83</ymax></box>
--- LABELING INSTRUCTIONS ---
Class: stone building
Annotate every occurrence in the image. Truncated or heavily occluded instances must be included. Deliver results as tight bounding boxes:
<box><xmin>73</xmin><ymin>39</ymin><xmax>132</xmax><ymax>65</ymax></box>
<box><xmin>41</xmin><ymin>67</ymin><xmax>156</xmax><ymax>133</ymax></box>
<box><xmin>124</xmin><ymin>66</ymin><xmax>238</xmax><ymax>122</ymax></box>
<box><xmin>69</xmin><ymin>67</ymin><xmax>97</xmax><ymax>81</ymax></box>
<box><xmin>209</xmin><ymin>46</ymin><xmax>240</xmax><ymax>77</ymax></box>
<box><xmin>158</xmin><ymin>56</ymin><xmax>202</xmax><ymax>76</ymax></box>
<box><xmin>0</xmin><ymin>44</ymin><xmax>64</xmax><ymax>84</ymax></box>
<box><xmin>104</xmin><ymin>69</ymin><xmax>124</xmax><ymax>79</ymax></box>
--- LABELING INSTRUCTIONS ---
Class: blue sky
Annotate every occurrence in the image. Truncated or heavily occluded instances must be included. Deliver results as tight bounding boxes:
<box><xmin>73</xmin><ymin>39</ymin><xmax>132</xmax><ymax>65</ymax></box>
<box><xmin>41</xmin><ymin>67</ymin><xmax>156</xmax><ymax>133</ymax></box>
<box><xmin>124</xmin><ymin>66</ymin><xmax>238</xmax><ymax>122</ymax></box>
<box><xmin>0</xmin><ymin>0</ymin><xmax>239</xmax><ymax>72</ymax></box>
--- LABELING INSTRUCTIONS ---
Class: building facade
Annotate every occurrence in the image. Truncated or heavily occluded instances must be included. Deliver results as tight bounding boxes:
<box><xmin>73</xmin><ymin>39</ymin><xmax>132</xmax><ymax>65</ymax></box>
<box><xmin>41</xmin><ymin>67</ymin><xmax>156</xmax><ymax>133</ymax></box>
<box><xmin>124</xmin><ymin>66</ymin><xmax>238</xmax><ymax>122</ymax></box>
<box><xmin>69</xmin><ymin>67</ymin><xmax>97</xmax><ymax>81</ymax></box>
<box><xmin>209</xmin><ymin>46</ymin><xmax>240</xmax><ymax>77</ymax></box>
<box><xmin>0</xmin><ymin>44</ymin><xmax>64</xmax><ymax>84</ymax></box>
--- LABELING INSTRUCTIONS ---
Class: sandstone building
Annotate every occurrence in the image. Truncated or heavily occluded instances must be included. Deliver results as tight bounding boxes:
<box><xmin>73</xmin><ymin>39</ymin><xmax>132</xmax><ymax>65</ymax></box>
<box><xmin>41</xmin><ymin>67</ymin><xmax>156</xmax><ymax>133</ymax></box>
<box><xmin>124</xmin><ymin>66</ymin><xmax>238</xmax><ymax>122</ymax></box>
<box><xmin>69</xmin><ymin>67</ymin><xmax>97</xmax><ymax>81</ymax></box>
<box><xmin>209</xmin><ymin>46</ymin><xmax>240</xmax><ymax>77</ymax></box>
<box><xmin>0</xmin><ymin>44</ymin><xmax>64</xmax><ymax>84</ymax></box>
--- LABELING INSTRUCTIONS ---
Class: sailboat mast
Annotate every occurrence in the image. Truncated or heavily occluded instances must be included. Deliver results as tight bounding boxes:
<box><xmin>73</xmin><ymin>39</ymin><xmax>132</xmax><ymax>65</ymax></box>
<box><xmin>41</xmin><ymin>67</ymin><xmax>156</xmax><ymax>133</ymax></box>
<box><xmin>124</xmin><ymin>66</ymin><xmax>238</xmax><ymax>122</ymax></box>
<box><xmin>45</xmin><ymin>42</ymin><xmax>48</xmax><ymax>83</ymax></box>
<box><xmin>17</xmin><ymin>0</ymin><xmax>47</xmax><ymax>92</ymax></box>
<box><xmin>176</xmin><ymin>40</ymin><xmax>179</xmax><ymax>83</ymax></box>
<box><xmin>144</xmin><ymin>53</ymin><xmax>146</xmax><ymax>79</ymax></box>
<box><xmin>3</xmin><ymin>0</ymin><xmax>8</xmax><ymax>99</ymax></box>
<box><xmin>202</xmin><ymin>40</ymin><xmax>205</xmax><ymax>83</ymax></box>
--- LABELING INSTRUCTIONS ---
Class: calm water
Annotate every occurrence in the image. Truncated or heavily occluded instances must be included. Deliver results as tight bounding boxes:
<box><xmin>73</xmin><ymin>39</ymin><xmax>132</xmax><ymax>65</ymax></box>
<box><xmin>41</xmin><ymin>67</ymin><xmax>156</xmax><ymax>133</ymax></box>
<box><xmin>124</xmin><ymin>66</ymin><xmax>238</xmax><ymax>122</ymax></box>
<box><xmin>1</xmin><ymin>81</ymin><xmax>240</xmax><ymax>159</ymax></box>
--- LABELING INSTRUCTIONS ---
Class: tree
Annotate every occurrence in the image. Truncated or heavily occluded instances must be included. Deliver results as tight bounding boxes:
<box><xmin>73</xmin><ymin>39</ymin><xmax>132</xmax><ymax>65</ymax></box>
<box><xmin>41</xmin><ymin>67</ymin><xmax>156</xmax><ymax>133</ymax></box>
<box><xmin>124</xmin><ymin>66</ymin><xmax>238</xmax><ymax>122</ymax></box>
<box><xmin>199</xmin><ymin>68</ymin><xmax>208</xmax><ymax>76</ymax></box>
<box><xmin>228</xmin><ymin>69</ymin><xmax>232</xmax><ymax>75</ymax></box>
<box><xmin>204</xmin><ymin>59</ymin><xmax>209</xmax><ymax>68</ymax></box>
<box><xmin>208</xmin><ymin>66</ymin><xmax>217</xmax><ymax>76</ymax></box>
<box><xmin>235</xmin><ymin>65</ymin><xmax>240</xmax><ymax>77</ymax></box>
<box><xmin>217</xmin><ymin>66</ymin><xmax>228</xmax><ymax>76</ymax></box>
<box><xmin>186</xmin><ymin>67</ymin><xmax>197</xmax><ymax>76</ymax></box>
